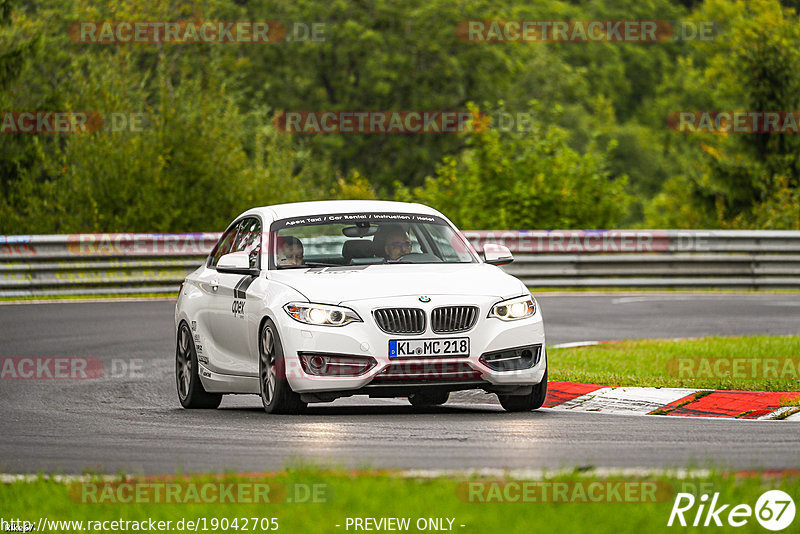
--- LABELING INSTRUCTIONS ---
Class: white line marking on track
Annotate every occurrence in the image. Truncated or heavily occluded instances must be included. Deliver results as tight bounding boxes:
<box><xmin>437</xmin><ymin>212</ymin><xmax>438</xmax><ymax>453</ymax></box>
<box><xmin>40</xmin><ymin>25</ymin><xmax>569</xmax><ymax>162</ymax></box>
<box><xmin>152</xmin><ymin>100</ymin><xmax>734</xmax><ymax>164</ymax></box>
<box><xmin>610</xmin><ymin>295</ymin><xmax>796</xmax><ymax>305</ymax></box>
<box><xmin>1</xmin><ymin>468</ymin><xmax>715</xmax><ymax>482</ymax></box>
<box><xmin>0</xmin><ymin>473</ymin><xmax>119</xmax><ymax>483</ymax></box>
<box><xmin>549</xmin><ymin>341</ymin><xmax>601</xmax><ymax>349</ymax></box>
<box><xmin>554</xmin><ymin>387</ymin><xmax>702</xmax><ymax>415</ymax></box>
<box><xmin>757</xmin><ymin>407</ymin><xmax>796</xmax><ymax>420</ymax></box>
<box><xmin>784</xmin><ymin>410</ymin><xmax>800</xmax><ymax>421</ymax></box>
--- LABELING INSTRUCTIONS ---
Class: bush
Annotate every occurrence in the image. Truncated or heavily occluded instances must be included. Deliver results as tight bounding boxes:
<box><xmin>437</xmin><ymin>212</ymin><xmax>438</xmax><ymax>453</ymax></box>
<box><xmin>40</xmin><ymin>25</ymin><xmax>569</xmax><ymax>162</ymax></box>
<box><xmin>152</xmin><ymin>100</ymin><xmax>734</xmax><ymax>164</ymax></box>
<box><xmin>396</xmin><ymin>108</ymin><xmax>630</xmax><ymax>229</ymax></box>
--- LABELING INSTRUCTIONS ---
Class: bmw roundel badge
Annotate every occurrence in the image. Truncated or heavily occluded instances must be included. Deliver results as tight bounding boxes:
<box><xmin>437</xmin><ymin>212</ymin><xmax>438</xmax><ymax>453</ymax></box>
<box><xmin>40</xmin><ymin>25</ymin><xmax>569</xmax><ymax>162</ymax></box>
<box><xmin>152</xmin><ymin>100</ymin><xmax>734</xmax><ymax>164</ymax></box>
<box><xmin>419</xmin><ymin>296</ymin><xmax>431</xmax><ymax>303</ymax></box>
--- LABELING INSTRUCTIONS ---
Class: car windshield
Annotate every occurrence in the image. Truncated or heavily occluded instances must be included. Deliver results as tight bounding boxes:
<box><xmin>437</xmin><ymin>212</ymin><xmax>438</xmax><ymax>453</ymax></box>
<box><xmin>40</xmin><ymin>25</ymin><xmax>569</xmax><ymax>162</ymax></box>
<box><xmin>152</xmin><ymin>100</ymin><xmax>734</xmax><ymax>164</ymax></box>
<box><xmin>270</xmin><ymin>212</ymin><xmax>478</xmax><ymax>269</ymax></box>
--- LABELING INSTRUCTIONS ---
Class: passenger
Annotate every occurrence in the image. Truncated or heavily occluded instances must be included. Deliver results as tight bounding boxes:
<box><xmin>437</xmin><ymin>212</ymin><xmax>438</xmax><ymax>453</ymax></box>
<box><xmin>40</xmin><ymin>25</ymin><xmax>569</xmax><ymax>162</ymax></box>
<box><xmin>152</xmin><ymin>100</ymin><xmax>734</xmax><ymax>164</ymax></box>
<box><xmin>373</xmin><ymin>225</ymin><xmax>413</xmax><ymax>261</ymax></box>
<box><xmin>276</xmin><ymin>236</ymin><xmax>304</xmax><ymax>266</ymax></box>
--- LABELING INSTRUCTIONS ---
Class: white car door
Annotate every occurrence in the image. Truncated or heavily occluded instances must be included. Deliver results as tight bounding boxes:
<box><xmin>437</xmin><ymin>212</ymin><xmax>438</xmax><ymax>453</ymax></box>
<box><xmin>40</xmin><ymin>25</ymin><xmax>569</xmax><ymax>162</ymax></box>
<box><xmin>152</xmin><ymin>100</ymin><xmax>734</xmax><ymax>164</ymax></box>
<box><xmin>210</xmin><ymin>217</ymin><xmax>263</xmax><ymax>376</ymax></box>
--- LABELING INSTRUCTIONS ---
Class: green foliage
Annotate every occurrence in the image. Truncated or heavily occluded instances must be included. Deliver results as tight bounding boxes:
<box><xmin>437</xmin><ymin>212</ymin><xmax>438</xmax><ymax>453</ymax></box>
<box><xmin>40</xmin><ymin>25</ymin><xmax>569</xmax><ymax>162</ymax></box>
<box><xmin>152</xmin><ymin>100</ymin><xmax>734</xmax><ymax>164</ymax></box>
<box><xmin>643</xmin><ymin>0</ymin><xmax>800</xmax><ymax>228</ymax></box>
<box><xmin>396</xmin><ymin>106</ymin><xmax>630</xmax><ymax>229</ymax></box>
<box><xmin>4</xmin><ymin>470</ymin><xmax>800</xmax><ymax>534</ymax></box>
<box><xmin>0</xmin><ymin>0</ymin><xmax>339</xmax><ymax>233</ymax></box>
<box><xmin>0</xmin><ymin>0</ymin><xmax>799</xmax><ymax>232</ymax></box>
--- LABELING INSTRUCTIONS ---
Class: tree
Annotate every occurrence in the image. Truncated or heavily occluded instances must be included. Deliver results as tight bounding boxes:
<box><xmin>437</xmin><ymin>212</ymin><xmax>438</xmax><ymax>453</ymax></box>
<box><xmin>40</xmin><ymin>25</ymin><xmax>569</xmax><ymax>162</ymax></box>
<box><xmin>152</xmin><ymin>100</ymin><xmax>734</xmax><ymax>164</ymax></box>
<box><xmin>645</xmin><ymin>0</ymin><xmax>800</xmax><ymax>229</ymax></box>
<box><xmin>396</xmin><ymin>105</ymin><xmax>630</xmax><ymax>229</ymax></box>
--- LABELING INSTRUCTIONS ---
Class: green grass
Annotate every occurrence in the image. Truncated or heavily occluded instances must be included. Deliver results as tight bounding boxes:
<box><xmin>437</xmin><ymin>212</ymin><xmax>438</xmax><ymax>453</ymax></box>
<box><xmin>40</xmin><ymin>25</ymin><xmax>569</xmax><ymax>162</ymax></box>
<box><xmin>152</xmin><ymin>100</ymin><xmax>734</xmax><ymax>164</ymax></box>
<box><xmin>549</xmin><ymin>335</ymin><xmax>800</xmax><ymax>392</ymax></box>
<box><xmin>2</xmin><ymin>469</ymin><xmax>799</xmax><ymax>533</ymax></box>
<box><xmin>650</xmin><ymin>391</ymin><xmax>713</xmax><ymax>415</ymax></box>
<box><xmin>0</xmin><ymin>293</ymin><xmax>175</xmax><ymax>302</ymax></box>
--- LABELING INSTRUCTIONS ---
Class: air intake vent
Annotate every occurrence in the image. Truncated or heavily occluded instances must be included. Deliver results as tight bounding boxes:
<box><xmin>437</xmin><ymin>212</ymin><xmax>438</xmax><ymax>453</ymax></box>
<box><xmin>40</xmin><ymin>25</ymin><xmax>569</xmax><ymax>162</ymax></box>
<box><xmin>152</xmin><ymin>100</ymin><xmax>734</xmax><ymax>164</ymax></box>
<box><xmin>372</xmin><ymin>361</ymin><xmax>482</xmax><ymax>382</ymax></box>
<box><xmin>373</xmin><ymin>308</ymin><xmax>426</xmax><ymax>335</ymax></box>
<box><xmin>431</xmin><ymin>306</ymin><xmax>478</xmax><ymax>333</ymax></box>
<box><xmin>480</xmin><ymin>344</ymin><xmax>542</xmax><ymax>372</ymax></box>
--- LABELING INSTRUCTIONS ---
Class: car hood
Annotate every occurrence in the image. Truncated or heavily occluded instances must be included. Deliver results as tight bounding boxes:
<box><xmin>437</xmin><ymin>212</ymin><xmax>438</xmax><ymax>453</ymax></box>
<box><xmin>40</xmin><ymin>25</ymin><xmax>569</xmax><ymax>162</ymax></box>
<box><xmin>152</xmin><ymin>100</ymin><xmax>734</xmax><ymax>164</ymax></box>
<box><xmin>267</xmin><ymin>263</ymin><xmax>526</xmax><ymax>304</ymax></box>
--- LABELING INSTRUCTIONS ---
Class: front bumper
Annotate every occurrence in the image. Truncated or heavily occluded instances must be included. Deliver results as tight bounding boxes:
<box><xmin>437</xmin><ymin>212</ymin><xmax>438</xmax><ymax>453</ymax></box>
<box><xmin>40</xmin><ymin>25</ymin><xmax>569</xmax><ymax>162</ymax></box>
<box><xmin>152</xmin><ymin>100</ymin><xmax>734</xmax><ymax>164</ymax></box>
<box><xmin>276</xmin><ymin>295</ymin><xmax>546</xmax><ymax>396</ymax></box>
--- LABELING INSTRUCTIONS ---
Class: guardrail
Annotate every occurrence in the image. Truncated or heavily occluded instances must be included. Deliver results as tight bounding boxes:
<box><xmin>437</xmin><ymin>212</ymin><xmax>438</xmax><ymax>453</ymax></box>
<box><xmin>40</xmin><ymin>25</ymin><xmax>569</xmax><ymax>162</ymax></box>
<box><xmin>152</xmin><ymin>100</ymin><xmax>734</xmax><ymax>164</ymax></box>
<box><xmin>1</xmin><ymin>230</ymin><xmax>799</xmax><ymax>296</ymax></box>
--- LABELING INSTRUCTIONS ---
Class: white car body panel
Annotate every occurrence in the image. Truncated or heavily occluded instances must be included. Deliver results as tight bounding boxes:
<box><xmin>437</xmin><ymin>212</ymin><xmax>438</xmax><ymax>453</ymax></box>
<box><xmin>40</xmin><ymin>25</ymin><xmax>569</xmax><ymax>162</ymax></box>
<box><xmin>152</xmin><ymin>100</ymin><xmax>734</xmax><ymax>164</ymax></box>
<box><xmin>175</xmin><ymin>200</ymin><xmax>546</xmax><ymax>402</ymax></box>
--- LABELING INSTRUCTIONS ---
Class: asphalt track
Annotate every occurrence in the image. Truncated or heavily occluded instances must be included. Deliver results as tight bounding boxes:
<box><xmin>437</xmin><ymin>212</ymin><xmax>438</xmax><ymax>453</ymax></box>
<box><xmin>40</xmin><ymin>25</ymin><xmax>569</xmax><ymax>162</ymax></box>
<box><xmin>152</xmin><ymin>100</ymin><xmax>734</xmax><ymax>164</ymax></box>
<box><xmin>0</xmin><ymin>293</ymin><xmax>798</xmax><ymax>474</ymax></box>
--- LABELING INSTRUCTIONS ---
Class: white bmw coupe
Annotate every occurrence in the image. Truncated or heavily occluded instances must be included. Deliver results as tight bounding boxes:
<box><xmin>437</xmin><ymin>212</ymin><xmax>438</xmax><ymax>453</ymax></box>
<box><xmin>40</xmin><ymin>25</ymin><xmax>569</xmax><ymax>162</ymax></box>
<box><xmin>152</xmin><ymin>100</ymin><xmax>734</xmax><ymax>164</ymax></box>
<box><xmin>175</xmin><ymin>200</ymin><xmax>547</xmax><ymax>413</ymax></box>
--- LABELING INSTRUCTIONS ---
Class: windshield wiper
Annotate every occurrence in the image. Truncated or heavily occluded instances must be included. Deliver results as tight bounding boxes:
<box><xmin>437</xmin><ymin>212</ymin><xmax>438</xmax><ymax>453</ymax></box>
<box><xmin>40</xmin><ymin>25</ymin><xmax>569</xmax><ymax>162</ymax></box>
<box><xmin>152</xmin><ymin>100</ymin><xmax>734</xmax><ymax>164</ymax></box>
<box><xmin>278</xmin><ymin>262</ymin><xmax>357</xmax><ymax>269</ymax></box>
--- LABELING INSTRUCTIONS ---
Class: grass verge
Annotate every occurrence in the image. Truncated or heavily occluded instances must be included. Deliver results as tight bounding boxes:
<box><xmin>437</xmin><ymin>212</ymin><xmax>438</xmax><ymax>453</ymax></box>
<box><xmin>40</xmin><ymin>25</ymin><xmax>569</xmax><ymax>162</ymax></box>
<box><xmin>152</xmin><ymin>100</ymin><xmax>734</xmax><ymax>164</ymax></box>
<box><xmin>1</xmin><ymin>469</ymin><xmax>798</xmax><ymax>533</ymax></box>
<box><xmin>0</xmin><ymin>293</ymin><xmax>175</xmax><ymax>302</ymax></box>
<box><xmin>549</xmin><ymin>335</ymin><xmax>800</xmax><ymax>392</ymax></box>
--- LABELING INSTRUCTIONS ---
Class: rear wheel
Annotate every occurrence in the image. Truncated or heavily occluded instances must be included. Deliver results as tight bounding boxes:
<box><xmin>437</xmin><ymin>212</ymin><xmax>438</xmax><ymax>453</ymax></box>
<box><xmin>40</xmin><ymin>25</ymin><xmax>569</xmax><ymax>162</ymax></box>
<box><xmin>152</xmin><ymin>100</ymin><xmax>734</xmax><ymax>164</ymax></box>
<box><xmin>498</xmin><ymin>370</ymin><xmax>548</xmax><ymax>412</ymax></box>
<box><xmin>176</xmin><ymin>322</ymin><xmax>222</xmax><ymax>409</ymax></box>
<box><xmin>408</xmin><ymin>390</ymin><xmax>450</xmax><ymax>407</ymax></box>
<box><xmin>259</xmin><ymin>319</ymin><xmax>306</xmax><ymax>414</ymax></box>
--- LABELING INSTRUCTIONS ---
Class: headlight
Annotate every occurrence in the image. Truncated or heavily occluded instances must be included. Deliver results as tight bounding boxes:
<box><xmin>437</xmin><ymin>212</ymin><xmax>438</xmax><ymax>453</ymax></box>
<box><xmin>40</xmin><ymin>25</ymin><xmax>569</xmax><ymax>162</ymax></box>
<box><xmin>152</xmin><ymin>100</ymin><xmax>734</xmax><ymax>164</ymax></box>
<box><xmin>488</xmin><ymin>295</ymin><xmax>536</xmax><ymax>321</ymax></box>
<box><xmin>283</xmin><ymin>302</ymin><xmax>362</xmax><ymax>326</ymax></box>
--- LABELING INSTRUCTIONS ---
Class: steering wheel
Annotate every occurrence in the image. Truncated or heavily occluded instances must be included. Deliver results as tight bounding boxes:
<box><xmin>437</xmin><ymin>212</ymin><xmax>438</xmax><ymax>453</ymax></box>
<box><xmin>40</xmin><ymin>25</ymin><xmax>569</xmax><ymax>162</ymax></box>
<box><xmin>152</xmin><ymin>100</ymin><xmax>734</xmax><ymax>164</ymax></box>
<box><xmin>393</xmin><ymin>252</ymin><xmax>443</xmax><ymax>263</ymax></box>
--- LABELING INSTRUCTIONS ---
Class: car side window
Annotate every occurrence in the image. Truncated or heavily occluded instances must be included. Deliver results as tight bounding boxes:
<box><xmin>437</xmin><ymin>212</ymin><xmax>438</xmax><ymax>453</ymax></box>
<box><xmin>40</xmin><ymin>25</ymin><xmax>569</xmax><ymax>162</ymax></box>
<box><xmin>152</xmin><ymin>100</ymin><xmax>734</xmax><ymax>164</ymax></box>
<box><xmin>209</xmin><ymin>223</ymin><xmax>241</xmax><ymax>268</ymax></box>
<box><xmin>230</xmin><ymin>218</ymin><xmax>262</xmax><ymax>269</ymax></box>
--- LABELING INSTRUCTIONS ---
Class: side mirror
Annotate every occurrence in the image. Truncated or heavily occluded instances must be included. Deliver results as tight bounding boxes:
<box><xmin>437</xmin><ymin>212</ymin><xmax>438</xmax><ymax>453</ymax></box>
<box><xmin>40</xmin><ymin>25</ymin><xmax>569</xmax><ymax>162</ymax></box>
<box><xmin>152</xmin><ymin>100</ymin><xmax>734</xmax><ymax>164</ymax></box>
<box><xmin>217</xmin><ymin>252</ymin><xmax>259</xmax><ymax>276</ymax></box>
<box><xmin>483</xmin><ymin>243</ymin><xmax>513</xmax><ymax>266</ymax></box>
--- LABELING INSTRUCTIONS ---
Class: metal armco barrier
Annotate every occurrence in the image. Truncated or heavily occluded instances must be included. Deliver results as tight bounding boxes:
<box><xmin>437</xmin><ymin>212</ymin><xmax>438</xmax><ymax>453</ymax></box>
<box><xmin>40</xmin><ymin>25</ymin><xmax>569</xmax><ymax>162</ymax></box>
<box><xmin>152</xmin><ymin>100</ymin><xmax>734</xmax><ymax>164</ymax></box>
<box><xmin>1</xmin><ymin>230</ymin><xmax>799</xmax><ymax>296</ymax></box>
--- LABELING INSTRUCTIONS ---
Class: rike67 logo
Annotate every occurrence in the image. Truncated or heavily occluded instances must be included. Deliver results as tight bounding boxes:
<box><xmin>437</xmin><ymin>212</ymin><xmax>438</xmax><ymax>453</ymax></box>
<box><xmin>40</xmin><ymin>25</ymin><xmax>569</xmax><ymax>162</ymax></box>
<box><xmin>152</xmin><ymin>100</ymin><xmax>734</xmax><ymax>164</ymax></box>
<box><xmin>668</xmin><ymin>490</ymin><xmax>795</xmax><ymax>530</ymax></box>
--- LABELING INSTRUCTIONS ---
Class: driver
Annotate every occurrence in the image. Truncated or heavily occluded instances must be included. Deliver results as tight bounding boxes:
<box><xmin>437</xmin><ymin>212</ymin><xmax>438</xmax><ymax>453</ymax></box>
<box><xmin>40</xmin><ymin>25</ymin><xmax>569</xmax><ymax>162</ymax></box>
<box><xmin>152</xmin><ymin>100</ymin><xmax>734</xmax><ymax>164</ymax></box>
<box><xmin>373</xmin><ymin>225</ymin><xmax>412</xmax><ymax>261</ymax></box>
<box><xmin>276</xmin><ymin>235</ymin><xmax>304</xmax><ymax>266</ymax></box>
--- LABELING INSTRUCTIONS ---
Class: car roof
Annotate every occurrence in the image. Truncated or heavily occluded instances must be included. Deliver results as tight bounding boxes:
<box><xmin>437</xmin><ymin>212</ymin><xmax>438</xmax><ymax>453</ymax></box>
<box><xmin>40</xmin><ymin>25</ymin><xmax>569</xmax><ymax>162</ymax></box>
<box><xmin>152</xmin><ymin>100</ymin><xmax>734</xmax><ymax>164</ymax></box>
<box><xmin>240</xmin><ymin>200</ymin><xmax>443</xmax><ymax>222</ymax></box>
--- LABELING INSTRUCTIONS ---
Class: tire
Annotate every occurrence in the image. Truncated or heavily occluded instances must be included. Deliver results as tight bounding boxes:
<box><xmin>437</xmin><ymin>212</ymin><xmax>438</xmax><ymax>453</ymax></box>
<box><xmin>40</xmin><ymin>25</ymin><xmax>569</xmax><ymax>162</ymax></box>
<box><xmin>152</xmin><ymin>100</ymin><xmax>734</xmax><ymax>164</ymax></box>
<box><xmin>259</xmin><ymin>318</ymin><xmax>307</xmax><ymax>414</ymax></box>
<box><xmin>498</xmin><ymin>370</ymin><xmax>548</xmax><ymax>412</ymax></box>
<box><xmin>176</xmin><ymin>322</ymin><xmax>222</xmax><ymax>409</ymax></box>
<box><xmin>408</xmin><ymin>390</ymin><xmax>450</xmax><ymax>407</ymax></box>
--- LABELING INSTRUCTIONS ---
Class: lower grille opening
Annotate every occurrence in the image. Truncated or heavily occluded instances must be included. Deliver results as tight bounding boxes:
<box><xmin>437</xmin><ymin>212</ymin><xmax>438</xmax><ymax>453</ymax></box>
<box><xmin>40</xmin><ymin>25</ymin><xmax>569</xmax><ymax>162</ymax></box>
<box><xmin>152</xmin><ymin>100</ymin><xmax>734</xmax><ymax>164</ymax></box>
<box><xmin>371</xmin><ymin>361</ymin><xmax>483</xmax><ymax>383</ymax></box>
<box><xmin>479</xmin><ymin>344</ymin><xmax>542</xmax><ymax>372</ymax></box>
<box><xmin>298</xmin><ymin>352</ymin><xmax>377</xmax><ymax>377</ymax></box>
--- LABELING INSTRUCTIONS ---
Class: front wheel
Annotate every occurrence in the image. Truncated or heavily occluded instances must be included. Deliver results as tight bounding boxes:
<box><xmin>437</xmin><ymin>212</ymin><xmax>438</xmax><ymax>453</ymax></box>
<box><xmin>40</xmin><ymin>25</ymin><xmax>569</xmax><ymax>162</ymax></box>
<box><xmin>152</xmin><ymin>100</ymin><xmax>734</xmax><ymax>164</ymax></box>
<box><xmin>176</xmin><ymin>322</ymin><xmax>222</xmax><ymax>409</ymax></box>
<box><xmin>259</xmin><ymin>319</ymin><xmax>307</xmax><ymax>414</ymax></box>
<box><xmin>498</xmin><ymin>370</ymin><xmax>548</xmax><ymax>412</ymax></box>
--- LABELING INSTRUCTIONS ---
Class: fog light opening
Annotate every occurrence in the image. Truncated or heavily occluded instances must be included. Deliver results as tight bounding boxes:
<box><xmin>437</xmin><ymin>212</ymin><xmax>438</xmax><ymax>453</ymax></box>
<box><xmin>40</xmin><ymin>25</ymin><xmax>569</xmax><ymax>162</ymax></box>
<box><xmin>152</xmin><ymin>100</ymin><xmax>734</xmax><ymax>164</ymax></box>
<box><xmin>479</xmin><ymin>344</ymin><xmax>542</xmax><ymax>372</ymax></box>
<box><xmin>299</xmin><ymin>353</ymin><xmax>377</xmax><ymax>377</ymax></box>
<box><xmin>309</xmin><ymin>355</ymin><xmax>327</xmax><ymax>372</ymax></box>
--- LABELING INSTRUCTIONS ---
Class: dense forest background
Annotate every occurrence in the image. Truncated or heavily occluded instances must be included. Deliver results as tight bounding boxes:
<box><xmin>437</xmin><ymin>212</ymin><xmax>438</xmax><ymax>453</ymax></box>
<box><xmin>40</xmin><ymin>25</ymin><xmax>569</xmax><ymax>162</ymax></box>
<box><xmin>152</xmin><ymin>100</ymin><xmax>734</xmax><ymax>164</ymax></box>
<box><xmin>1</xmin><ymin>0</ymin><xmax>799</xmax><ymax>233</ymax></box>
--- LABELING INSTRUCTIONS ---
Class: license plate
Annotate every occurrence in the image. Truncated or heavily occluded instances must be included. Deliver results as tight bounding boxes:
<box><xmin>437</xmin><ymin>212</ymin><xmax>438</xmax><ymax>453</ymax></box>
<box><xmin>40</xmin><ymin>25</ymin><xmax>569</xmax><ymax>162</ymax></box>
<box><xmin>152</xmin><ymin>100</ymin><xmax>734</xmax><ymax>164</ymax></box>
<box><xmin>389</xmin><ymin>337</ymin><xmax>469</xmax><ymax>358</ymax></box>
